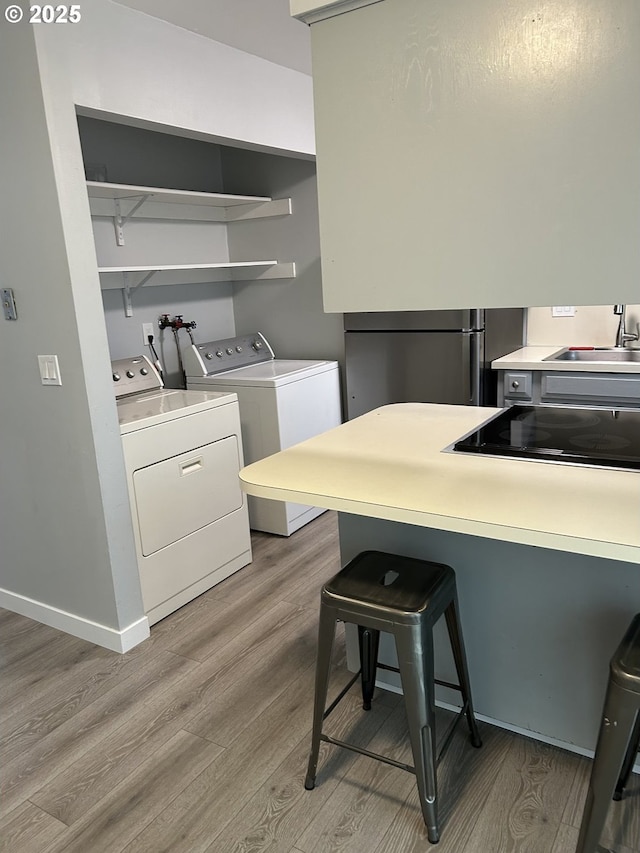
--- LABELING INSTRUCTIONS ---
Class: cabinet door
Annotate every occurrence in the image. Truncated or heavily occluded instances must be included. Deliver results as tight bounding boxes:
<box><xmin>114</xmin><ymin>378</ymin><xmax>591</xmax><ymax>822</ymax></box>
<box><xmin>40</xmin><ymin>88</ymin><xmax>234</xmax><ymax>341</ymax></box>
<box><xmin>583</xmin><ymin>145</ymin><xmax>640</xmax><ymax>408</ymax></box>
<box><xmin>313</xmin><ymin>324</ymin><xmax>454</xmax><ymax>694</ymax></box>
<box><xmin>310</xmin><ymin>0</ymin><xmax>640</xmax><ymax>312</ymax></box>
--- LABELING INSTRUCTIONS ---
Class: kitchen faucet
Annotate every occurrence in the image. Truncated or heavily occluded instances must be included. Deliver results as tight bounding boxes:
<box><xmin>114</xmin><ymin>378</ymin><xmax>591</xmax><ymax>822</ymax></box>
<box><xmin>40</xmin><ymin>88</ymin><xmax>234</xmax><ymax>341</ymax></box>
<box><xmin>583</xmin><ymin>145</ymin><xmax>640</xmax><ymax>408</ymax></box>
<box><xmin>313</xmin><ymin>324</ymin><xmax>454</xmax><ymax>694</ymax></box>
<box><xmin>613</xmin><ymin>305</ymin><xmax>639</xmax><ymax>348</ymax></box>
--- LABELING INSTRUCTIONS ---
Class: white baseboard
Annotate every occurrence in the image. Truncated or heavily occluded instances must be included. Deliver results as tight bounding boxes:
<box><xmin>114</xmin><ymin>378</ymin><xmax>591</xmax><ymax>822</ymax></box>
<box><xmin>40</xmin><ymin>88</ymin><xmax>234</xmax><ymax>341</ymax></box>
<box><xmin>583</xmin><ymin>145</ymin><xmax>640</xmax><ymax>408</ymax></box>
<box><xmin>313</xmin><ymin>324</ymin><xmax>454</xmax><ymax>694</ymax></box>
<box><xmin>0</xmin><ymin>588</ymin><xmax>150</xmax><ymax>653</ymax></box>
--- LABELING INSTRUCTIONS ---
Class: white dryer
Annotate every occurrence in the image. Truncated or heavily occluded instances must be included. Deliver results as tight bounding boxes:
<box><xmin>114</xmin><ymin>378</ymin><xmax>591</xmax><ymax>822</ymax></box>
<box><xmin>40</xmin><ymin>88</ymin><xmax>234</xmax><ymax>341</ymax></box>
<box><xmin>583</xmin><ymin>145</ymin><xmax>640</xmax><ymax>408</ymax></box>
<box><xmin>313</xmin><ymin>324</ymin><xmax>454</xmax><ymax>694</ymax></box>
<box><xmin>183</xmin><ymin>334</ymin><xmax>341</xmax><ymax>536</ymax></box>
<box><xmin>113</xmin><ymin>355</ymin><xmax>251</xmax><ymax>625</ymax></box>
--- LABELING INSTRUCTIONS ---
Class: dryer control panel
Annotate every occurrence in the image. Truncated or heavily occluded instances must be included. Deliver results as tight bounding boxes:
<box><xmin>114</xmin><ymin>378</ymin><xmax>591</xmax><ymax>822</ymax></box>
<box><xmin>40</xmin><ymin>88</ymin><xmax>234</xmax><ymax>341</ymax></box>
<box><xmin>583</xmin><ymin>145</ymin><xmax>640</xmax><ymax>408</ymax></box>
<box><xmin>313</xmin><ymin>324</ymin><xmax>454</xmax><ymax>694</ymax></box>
<box><xmin>183</xmin><ymin>332</ymin><xmax>275</xmax><ymax>377</ymax></box>
<box><xmin>112</xmin><ymin>355</ymin><xmax>162</xmax><ymax>398</ymax></box>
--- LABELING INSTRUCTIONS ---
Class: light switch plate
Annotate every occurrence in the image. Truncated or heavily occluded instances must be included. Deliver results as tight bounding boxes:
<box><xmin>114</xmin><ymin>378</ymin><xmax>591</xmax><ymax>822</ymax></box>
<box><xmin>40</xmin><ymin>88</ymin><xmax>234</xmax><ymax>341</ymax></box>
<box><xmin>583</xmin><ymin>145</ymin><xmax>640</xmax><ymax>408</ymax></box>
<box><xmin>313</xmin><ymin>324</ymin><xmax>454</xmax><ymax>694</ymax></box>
<box><xmin>38</xmin><ymin>355</ymin><xmax>62</xmax><ymax>386</ymax></box>
<box><xmin>552</xmin><ymin>306</ymin><xmax>576</xmax><ymax>317</ymax></box>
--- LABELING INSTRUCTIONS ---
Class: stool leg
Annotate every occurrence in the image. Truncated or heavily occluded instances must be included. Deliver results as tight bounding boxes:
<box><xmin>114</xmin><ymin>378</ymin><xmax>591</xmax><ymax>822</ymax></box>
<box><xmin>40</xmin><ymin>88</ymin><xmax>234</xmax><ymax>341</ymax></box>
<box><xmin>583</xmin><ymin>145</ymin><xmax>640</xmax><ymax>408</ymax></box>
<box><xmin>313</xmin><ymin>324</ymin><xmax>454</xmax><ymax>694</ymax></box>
<box><xmin>614</xmin><ymin>710</ymin><xmax>640</xmax><ymax>800</ymax></box>
<box><xmin>395</xmin><ymin>622</ymin><xmax>439</xmax><ymax>843</ymax></box>
<box><xmin>305</xmin><ymin>603</ymin><xmax>337</xmax><ymax>791</ymax></box>
<box><xmin>444</xmin><ymin>595</ymin><xmax>482</xmax><ymax>749</ymax></box>
<box><xmin>358</xmin><ymin>625</ymin><xmax>380</xmax><ymax>710</ymax></box>
<box><xmin>575</xmin><ymin>681</ymin><xmax>639</xmax><ymax>853</ymax></box>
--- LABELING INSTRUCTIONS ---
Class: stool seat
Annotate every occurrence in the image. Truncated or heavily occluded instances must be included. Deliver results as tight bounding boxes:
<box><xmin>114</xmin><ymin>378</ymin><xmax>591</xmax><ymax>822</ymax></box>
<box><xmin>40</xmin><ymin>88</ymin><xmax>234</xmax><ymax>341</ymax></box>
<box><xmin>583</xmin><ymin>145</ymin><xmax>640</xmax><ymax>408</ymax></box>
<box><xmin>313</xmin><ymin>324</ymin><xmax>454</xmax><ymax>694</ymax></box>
<box><xmin>324</xmin><ymin>550</ymin><xmax>454</xmax><ymax>618</ymax></box>
<box><xmin>576</xmin><ymin>613</ymin><xmax>640</xmax><ymax>853</ymax></box>
<box><xmin>305</xmin><ymin>550</ymin><xmax>482</xmax><ymax>845</ymax></box>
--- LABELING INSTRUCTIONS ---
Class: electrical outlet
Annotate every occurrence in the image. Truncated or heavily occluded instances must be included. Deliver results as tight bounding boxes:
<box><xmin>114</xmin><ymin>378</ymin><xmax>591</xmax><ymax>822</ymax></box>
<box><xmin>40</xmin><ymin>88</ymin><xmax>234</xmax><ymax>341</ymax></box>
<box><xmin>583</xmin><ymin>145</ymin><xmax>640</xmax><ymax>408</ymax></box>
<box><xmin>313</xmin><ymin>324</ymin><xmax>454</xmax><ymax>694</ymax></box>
<box><xmin>552</xmin><ymin>306</ymin><xmax>576</xmax><ymax>317</ymax></box>
<box><xmin>142</xmin><ymin>323</ymin><xmax>154</xmax><ymax>345</ymax></box>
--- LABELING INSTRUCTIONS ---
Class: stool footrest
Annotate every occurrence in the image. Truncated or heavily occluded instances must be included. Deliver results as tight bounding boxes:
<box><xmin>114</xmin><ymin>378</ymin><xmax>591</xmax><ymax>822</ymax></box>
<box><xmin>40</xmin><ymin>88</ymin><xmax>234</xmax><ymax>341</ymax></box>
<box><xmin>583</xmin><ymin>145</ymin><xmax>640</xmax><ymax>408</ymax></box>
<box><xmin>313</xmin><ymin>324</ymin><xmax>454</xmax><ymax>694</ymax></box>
<box><xmin>319</xmin><ymin>703</ymin><xmax>470</xmax><ymax>775</ymax></box>
<box><xmin>377</xmin><ymin>662</ymin><xmax>463</xmax><ymax>694</ymax></box>
<box><xmin>320</xmin><ymin>733</ymin><xmax>415</xmax><ymax>775</ymax></box>
<box><xmin>434</xmin><ymin>678</ymin><xmax>464</xmax><ymax>693</ymax></box>
<box><xmin>437</xmin><ymin>702</ymin><xmax>469</xmax><ymax>766</ymax></box>
<box><xmin>323</xmin><ymin>670</ymin><xmax>362</xmax><ymax>721</ymax></box>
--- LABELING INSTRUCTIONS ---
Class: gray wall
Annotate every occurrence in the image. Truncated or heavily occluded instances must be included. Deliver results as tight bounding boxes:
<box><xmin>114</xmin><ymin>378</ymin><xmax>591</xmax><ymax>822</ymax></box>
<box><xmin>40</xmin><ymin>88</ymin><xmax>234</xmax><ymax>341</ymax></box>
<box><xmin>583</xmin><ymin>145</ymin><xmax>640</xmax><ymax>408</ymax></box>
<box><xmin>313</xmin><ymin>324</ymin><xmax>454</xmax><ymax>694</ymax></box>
<box><xmin>80</xmin><ymin>118</ymin><xmax>344</xmax><ymax>389</ymax></box>
<box><xmin>338</xmin><ymin>513</ymin><xmax>639</xmax><ymax>753</ymax></box>
<box><xmin>223</xmin><ymin>148</ymin><xmax>345</xmax><ymax>367</ymax></box>
<box><xmin>77</xmin><ymin>116</ymin><xmax>227</xmax><ymax>191</ymax></box>
<box><xmin>101</xmin><ymin>285</ymin><xmax>236</xmax><ymax>388</ymax></box>
<box><xmin>0</xmin><ymin>0</ymin><xmax>319</xmax><ymax>649</ymax></box>
<box><xmin>79</xmin><ymin>118</ymin><xmax>237</xmax><ymax>386</ymax></box>
<box><xmin>0</xmin><ymin>26</ymin><xmax>144</xmax><ymax>637</ymax></box>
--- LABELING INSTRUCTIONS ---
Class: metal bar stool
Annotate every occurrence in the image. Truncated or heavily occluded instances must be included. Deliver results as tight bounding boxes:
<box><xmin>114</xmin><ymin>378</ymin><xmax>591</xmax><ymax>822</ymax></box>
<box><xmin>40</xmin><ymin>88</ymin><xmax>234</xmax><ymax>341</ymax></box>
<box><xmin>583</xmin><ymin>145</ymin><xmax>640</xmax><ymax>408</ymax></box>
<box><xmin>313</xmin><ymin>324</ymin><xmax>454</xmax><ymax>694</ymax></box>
<box><xmin>304</xmin><ymin>550</ymin><xmax>482</xmax><ymax>844</ymax></box>
<box><xmin>576</xmin><ymin>613</ymin><xmax>640</xmax><ymax>853</ymax></box>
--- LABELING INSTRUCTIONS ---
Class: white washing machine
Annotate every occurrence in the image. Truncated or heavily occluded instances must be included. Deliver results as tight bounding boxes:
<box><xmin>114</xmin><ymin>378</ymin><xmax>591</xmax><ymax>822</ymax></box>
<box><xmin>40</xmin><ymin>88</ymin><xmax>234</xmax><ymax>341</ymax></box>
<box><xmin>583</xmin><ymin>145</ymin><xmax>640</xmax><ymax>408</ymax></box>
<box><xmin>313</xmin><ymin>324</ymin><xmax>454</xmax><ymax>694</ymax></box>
<box><xmin>183</xmin><ymin>334</ymin><xmax>341</xmax><ymax>536</ymax></box>
<box><xmin>112</xmin><ymin>355</ymin><xmax>252</xmax><ymax>625</ymax></box>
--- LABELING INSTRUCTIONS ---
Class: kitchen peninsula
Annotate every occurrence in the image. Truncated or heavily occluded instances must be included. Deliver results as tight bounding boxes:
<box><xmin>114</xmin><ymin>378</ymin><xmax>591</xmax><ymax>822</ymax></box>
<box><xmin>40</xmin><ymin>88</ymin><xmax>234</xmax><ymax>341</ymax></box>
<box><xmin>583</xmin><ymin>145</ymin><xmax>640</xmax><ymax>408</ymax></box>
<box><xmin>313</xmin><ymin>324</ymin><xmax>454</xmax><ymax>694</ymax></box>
<box><xmin>240</xmin><ymin>403</ymin><xmax>640</xmax><ymax>756</ymax></box>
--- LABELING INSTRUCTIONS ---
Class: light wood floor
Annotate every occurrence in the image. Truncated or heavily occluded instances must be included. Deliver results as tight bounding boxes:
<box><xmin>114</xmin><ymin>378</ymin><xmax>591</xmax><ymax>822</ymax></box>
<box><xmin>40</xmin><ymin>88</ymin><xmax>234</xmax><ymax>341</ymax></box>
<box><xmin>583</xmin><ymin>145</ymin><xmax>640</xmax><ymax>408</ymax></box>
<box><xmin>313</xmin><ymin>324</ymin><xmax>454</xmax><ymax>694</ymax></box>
<box><xmin>1</xmin><ymin>511</ymin><xmax>638</xmax><ymax>853</ymax></box>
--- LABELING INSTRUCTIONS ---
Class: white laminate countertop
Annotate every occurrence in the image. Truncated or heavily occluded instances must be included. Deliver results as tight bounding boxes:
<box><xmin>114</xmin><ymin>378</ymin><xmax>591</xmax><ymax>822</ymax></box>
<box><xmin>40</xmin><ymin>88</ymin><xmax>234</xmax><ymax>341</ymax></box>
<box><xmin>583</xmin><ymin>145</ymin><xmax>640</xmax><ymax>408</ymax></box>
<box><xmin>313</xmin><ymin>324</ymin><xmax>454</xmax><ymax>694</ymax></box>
<box><xmin>492</xmin><ymin>346</ymin><xmax>640</xmax><ymax>373</ymax></box>
<box><xmin>240</xmin><ymin>404</ymin><xmax>640</xmax><ymax>564</ymax></box>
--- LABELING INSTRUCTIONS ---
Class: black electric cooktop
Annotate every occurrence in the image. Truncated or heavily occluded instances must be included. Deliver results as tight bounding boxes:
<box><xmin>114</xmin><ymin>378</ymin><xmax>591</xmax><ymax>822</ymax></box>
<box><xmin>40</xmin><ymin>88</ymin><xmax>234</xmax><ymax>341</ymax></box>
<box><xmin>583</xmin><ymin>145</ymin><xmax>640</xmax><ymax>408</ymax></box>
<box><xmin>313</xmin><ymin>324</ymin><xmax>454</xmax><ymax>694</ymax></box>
<box><xmin>453</xmin><ymin>406</ymin><xmax>640</xmax><ymax>471</ymax></box>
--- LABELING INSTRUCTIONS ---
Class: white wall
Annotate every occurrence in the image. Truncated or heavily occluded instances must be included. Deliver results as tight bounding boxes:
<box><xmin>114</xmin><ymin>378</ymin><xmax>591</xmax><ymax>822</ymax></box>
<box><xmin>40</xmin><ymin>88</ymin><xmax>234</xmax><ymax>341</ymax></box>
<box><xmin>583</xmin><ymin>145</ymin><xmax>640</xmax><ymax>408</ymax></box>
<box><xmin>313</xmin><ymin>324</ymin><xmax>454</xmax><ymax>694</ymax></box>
<box><xmin>527</xmin><ymin>304</ymin><xmax>640</xmax><ymax>347</ymax></box>
<box><xmin>49</xmin><ymin>0</ymin><xmax>316</xmax><ymax>157</ymax></box>
<box><xmin>0</xmin><ymin>0</ymin><xmax>317</xmax><ymax>650</ymax></box>
<box><xmin>114</xmin><ymin>0</ymin><xmax>313</xmax><ymax>75</ymax></box>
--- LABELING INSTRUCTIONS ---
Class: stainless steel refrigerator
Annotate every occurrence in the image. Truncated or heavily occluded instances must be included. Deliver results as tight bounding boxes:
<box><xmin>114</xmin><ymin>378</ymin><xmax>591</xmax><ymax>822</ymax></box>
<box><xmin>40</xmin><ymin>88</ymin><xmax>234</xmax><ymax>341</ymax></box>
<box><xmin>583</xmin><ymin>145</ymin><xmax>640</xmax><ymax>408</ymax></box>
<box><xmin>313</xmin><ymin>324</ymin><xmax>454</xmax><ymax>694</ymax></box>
<box><xmin>344</xmin><ymin>308</ymin><xmax>524</xmax><ymax>419</ymax></box>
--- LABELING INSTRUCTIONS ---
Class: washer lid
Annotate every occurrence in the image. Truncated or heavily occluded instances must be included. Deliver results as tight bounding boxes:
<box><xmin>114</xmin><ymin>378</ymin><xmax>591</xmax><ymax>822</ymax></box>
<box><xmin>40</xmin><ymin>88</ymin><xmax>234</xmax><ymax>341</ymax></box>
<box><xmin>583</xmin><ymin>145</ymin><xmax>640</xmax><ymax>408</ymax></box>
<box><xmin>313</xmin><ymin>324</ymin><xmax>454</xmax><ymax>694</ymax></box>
<box><xmin>191</xmin><ymin>359</ymin><xmax>338</xmax><ymax>387</ymax></box>
<box><xmin>117</xmin><ymin>388</ymin><xmax>237</xmax><ymax>433</ymax></box>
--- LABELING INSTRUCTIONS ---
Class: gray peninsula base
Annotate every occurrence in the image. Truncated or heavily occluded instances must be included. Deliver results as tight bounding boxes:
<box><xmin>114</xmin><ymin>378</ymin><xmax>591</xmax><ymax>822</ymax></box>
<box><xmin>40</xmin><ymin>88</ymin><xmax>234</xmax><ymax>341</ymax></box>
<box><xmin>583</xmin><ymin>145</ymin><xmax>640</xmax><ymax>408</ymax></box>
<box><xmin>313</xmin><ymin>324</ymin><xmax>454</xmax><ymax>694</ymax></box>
<box><xmin>338</xmin><ymin>512</ymin><xmax>639</xmax><ymax>761</ymax></box>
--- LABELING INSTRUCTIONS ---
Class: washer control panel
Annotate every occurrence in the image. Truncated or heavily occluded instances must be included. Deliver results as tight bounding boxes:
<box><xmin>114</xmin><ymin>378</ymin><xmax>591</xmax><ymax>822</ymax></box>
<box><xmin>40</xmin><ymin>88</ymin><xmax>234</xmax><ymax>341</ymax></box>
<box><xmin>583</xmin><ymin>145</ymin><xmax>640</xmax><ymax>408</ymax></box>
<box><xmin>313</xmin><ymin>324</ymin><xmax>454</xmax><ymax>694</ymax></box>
<box><xmin>112</xmin><ymin>355</ymin><xmax>162</xmax><ymax>398</ymax></box>
<box><xmin>183</xmin><ymin>332</ymin><xmax>274</xmax><ymax>377</ymax></box>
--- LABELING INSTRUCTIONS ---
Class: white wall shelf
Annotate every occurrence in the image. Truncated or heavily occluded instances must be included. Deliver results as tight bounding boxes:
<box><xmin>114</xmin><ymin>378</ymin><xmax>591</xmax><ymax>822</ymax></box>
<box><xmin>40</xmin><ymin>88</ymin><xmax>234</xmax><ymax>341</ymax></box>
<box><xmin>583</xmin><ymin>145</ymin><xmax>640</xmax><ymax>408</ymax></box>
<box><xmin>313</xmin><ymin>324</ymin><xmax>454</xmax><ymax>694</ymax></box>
<box><xmin>98</xmin><ymin>262</ymin><xmax>296</xmax><ymax>317</ymax></box>
<box><xmin>87</xmin><ymin>181</ymin><xmax>292</xmax><ymax>244</ymax></box>
<box><xmin>88</xmin><ymin>181</ymin><xmax>296</xmax><ymax>315</ymax></box>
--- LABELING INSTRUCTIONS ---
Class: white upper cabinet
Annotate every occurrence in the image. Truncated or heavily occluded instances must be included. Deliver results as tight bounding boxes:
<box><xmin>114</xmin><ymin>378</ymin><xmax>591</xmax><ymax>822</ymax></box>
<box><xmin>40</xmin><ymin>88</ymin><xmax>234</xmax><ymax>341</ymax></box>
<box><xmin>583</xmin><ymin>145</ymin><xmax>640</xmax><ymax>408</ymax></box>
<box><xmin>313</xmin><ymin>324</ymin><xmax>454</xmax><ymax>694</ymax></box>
<box><xmin>303</xmin><ymin>0</ymin><xmax>640</xmax><ymax>311</ymax></box>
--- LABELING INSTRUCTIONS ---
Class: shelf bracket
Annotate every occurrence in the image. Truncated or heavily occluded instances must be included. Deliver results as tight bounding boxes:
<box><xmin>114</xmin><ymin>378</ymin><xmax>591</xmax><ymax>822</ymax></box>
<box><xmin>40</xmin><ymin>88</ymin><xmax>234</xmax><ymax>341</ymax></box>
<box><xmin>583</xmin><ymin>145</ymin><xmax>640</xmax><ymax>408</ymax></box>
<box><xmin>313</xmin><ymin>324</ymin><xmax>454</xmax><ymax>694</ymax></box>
<box><xmin>113</xmin><ymin>195</ymin><xmax>153</xmax><ymax>246</ymax></box>
<box><xmin>122</xmin><ymin>269</ymin><xmax>158</xmax><ymax>317</ymax></box>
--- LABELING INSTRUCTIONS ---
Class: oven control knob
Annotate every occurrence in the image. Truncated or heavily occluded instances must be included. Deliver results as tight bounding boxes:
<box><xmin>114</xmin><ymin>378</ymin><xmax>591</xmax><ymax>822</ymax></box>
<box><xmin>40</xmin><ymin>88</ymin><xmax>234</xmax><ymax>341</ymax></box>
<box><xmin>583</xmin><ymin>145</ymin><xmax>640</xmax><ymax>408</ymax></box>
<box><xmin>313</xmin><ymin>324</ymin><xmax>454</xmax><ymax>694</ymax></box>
<box><xmin>126</xmin><ymin>370</ymin><xmax>135</xmax><ymax>379</ymax></box>
<box><xmin>226</xmin><ymin>347</ymin><xmax>233</xmax><ymax>355</ymax></box>
<box><xmin>112</xmin><ymin>372</ymin><xmax>120</xmax><ymax>381</ymax></box>
<box><xmin>511</xmin><ymin>380</ymin><xmax>520</xmax><ymax>389</ymax></box>
<box><xmin>140</xmin><ymin>367</ymin><xmax>148</xmax><ymax>376</ymax></box>
<box><xmin>252</xmin><ymin>339</ymin><xmax>263</xmax><ymax>351</ymax></box>
<box><xmin>236</xmin><ymin>346</ymin><xmax>243</xmax><ymax>353</ymax></box>
<box><xmin>205</xmin><ymin>352</ymin><xmax>214</xmax><ymax>360</ymax></box>
<box><xmin>216</xmin><ymin>350</ymin><xmax>223</xmax><ymax>357</ymax></box>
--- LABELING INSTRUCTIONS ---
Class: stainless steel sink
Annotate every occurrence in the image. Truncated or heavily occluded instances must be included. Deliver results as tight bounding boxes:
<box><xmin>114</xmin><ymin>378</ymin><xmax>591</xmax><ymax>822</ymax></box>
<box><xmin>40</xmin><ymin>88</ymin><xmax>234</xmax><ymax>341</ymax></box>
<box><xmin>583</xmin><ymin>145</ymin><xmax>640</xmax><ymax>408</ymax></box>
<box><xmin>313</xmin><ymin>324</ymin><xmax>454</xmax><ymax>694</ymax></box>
<box><xmin>543</xmin><ymin>347</ymin><xmax>640</xmax><ymax>363</ymax></box>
